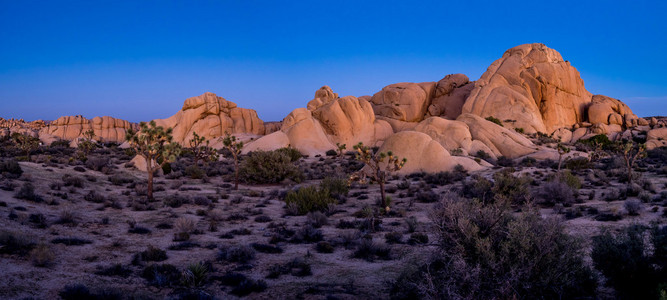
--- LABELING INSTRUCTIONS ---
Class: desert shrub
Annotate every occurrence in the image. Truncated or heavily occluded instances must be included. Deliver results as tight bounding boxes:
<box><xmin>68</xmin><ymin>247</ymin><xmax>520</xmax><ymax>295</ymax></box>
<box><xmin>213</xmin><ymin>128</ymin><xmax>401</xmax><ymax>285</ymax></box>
<box><xmin>275</xmin><ymin>147</ymin><xmax>302</xmax><ymax>162</ymax></box>
<box><xmin>108</xmin><ymin>174</ymin><xmax>134</xmax><ymax>186</ymax></box>
<box><xmin>142</xmin><ymin>264</ymin><xmax>181</xmax><ymax>287</ymax></box>
<box><xmin>284</xmin><ymin>185</ymin><xmax>336</xmax><ymax>215</ymax></box>
<box><xmin>536</xmin><ymin>180</ymin><xmax>576</xmax><ymax>207</ymax></box>
<box><xmin>353</xmin><ymin>239</ymin><xmax>391</xmax><ymax>261</ymax></box>
<box><xmin>624</xmin><ymin>199</ymin><xmax>642</xmax><ymax>215</ymax></box>
<box><xmin>85</xmin><ymin>156</ymin><xmax>110</xmax><ymax>172</ymax></box>
<box><xmin>407</xmin><ymin>233</ymin><xmax>429</xmax><ymax>245</ymax></box>
<box><xmin>316</xmin><ymin>241</ymin><xmax>335</xmax><ymax>253</ymax></box>
<box><xmin>0</xmin><ymin>230</ymin><xmax>35</xmax><ymax>255</ymax></box>
<box><xmin>29</xmin><ymin>243</ymin><xmax>54</xmax><ymax>267</ymax></box>
<box><xmin>551</xmin><ymin>170</ymin><xmax>582</xmax><ymax>189</ymax></box>
<box><xmin>392</xmin><ymin>196</ymin><xmax>597</xmax><ymax>299</ymax></box>
<box><xmin>218</xmin><ymin>245</ymin><xmax>256</xmax><ymax>263</ymax></box>
<box><xmin>266</xmin><ymin>258</ymin><xmax>312</xmax><ymax>279</ymax></box>
<box><xmin>0</xmin><ymin>159</ymin><xmax>22</xmax><ymax>178</ymax></box>
<box><xmin>564</xmin><ymin>157</ymin><xmax>592</xmax><ymax>171</ymax></box>
<box><xmin>474</xmin><ymin>150</ymin><xmax>491</xmax><ymax>161</ymax></box>
<box><xmin>461</xmin><ymin>175</ymin><xmax>494</xmax><ymax>203</ymax></box>
<box><xmin>58</xmin><ymin>284</ymin><xmax>125</xmax><ymax>300</ymax></box>
<box><xmin>84</xmin><ymin>190</ymin><xmax>106</xmax><ymax>203</ymax></box>
<box><xmin>414</xmin><ymin>190</ymin><xmax>439</xmax><ymax>203</ymax></box>
<box><xmin>29</xmin><ymin>213</ymin><xmax>48</xmax><ymax>228</ymax></box>
<box><xmin>320</xmin><ymin>176</ymin><xmax>349</xmax><ymax>199</ymax></box>
<box><xmin>306</xmin><ymin>211</ymin><xmax>328</xmax><ymax>228</ymax></box>
<box><xmin>240</xmin><ymin>150</ymin><xmax>304</xmax><ymax>184</ymax></box>
<box><xmin>491</xmin><ymin>170</ymin><xmax>531</xmax><ymax>205</ymax></box>
<box><xmin>519</xmin><ymin>156</ymin><xmax>537</xmax><ymax>167</ymax></box>
<box><xmin>14</xmin><ymin>182</ymin><xmax>43</xmax><ymax>202</ymax></box>
<box><xmin>95</xmin><ymin>263</ymin><xmax>132</xmax><ymax>278</ymax></box>
<box><xmin>405</xmin><ymin>216</ymin><xmax>418</xmax><ymax>233</ymax></box>
<box><xmin>485</xmin><ymin>116</ymin><xmax>503</xmax><ymax>126</ymax></box>
<box><xmin>385</xmin><ymin>231</ymin><xmax>403</xmax><ymax>244</ymax></box>
<box><xmin>164</xmin><ymin>194</ymin><xmax>189</xmax><ymax>208</ymax></box>
<box><xmin>325</xmin><ymin>149</ymin><xmax>337</xmax><ymax>156</ymax></box>
<box><xmin>62</xmin><ymin>174</ymin><xmax>84</xmax><ymax>188</ymax></box>
<box><xmin>134</xmin><ymin>245</ymin><xmax>168</xmax><ymax>263</ymax></box>
<box><xmin>251</xmin><ymin>243</ymin><xmax>283</xmax><ymax>254</ymax></box>
<box><xmin>184</xmin><ymin>165</ymin><xmax>205</xmax><ymax>179</ymax></box>
<box><xmin>219</xmin><ymin>272</ymin><xmax>267</xmax><ymax>296</ymax></box>
<box><xmin>592</xmin><ymin>225</ymin><xmax>667</xmax><ymax>299</ymax></box>
<box><xmin>291</xmin><ymin>225</ymin><xmax>323</xmax><ymax>243</ymax></box>
<box><xmin>424</xmin><ymin>171</ymin><xmax>464</xmax><ymax>186</ymax></box>
<box><xmin>51</xmin><ymin>237</ymin><xmax>92</xmax><ymax>246</ymax></box>
<box><xmin>579</xmin><ymin>133</ymin><xmax>614</xmax><ymax>150</ymax></box>
<box><xmin>495</xmin><ymin>156</ymin><xmax>514</xmax><ymax>167</ymax></box>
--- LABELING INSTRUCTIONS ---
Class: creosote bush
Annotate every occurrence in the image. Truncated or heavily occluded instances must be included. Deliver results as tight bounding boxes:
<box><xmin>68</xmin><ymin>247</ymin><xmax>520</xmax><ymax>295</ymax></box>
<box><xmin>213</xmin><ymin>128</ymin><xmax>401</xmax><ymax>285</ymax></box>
<box><xmin>284</xmin><ymin>185</ymin><xmax>337</xmax><ymax>215</ymax></box>
<box><xmin>392</xmin><ymin>195</ymin><xmax>597</xmax><ymax>299</ymax></box>
<box><xmin>592</xmin><ymin>225</ymin><xmax>666</xmax><ymax>299</ymax></box>
<box><xmin>240</xmin><ymin>150</ymin><xmax>304</xmax><ymax>184</ymax></box>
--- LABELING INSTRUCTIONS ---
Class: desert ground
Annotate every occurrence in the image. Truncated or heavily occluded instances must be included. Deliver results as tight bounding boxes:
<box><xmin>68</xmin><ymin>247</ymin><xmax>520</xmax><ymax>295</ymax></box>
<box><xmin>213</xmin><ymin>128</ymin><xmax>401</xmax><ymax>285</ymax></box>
<box><xmin>1</xmin><ymin>132</ymin><xmax>666</xmax><ymax>299</ymax></box>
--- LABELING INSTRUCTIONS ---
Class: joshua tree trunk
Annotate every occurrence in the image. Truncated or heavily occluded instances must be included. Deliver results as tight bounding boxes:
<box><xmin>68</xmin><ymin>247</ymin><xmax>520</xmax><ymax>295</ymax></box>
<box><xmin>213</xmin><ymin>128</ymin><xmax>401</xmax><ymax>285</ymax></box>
<box><xmin>234</xmin><ymin>158</ymin><xmax>239</xmax><ymax>190</ymax></box>
<box><xmin>146</xmin><ymin>157</ymin><xmax>154</xmax><ymax>200</ymax></box>
<box><xmin>378</xmin><ymin>169</ymin><xmax>387</xmax><ymax>208</ymax></box>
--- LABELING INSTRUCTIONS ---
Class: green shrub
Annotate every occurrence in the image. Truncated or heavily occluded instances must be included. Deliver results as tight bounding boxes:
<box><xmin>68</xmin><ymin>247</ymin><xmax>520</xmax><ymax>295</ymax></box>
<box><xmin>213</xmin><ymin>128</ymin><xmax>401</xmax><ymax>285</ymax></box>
<box><xmin>325</xmin><ymin>149</ymin><xmax>337</xmax><ymax>156</ymax></box>
<box><xmin>485</xmin><ymin>116</ymin><xmax>503</xmax><ymax>127</ymax></box>
<box><xmin>319</xmin><ymin>176</ymin><xmax>349</xmax><ymax>198</ymax></box>
<box><xmin>592</xmin><ymin>225</ymin><xmax>667</xmax><ymax>299</ymax></box>
<box><xmin>579</xmin><ymin>134</ymin><xmax>614</xmax><ymax>150</ymax></box>
<box><xmin>550</xmin><ymin>170</ymin><xmax>582</xmax><ymax>189</ymax></box>
<box><xmin>284</xmin><ymin>186</ymin><xmax>336</xmax><ymax>215</ymax></box>
<box><xmin>184</xmin><ymin>165</ymin><xmax>205</xmax><ymax>179</ymax></box>
<box><xmin>564</xmin><ymin>157</ymin><xmax>592</xmax><ymax>170</ymax></box>
<box><xmin>275</xmin><ymin>147</ymin><xmax>302</xmax><ymax>162</ymax></box>
<box><xmin>492</xmin><ymin>170</ymin><xmax>532</xmax><ymax>205</ymax></box>
<box><xmin>240</xmin><ymin>150</ymin><xmax>304</xmax><ymax>184</ymax></box>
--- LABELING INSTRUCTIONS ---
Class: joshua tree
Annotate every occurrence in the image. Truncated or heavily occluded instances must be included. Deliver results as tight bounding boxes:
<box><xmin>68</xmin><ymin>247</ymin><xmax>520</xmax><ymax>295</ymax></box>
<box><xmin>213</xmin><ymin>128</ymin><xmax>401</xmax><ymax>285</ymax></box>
<box><xmin>221</xmin><ymin>132</ymin><xmax>243</xmax><ymax>190</ymax></box>
<box><xmin>616</xmin><ymin>139</ymin><xmax>646</xmax><ymax>186</ymax></box>
<box><xmin>125</xmin><ymin>121</ymin><xmax>181</xmax><ymax>200</ymax></box>
<box><xmin>11</xmin><ymin>132</ymin><xmax>40</xmax><ymax>161</ymax></box>
<box><xmin>189</xmin><ymin>132</ymin><xmax>219</xmax><ymax>165</ymax></box>
<box><xmin>77</xmin><ymin>129</ymin><xmax>97</xmax><ymax>158</ymax></box>
<box><xmin>352</xmin><ymin>142</ymin><xmax>406</xmax><ymax>211</ymax></box>
<box><xmin>335</xmin><ymin>142</ymin><xmax>346</xmax><ymax>157</ymax></box>
<box><xmin>556</xmin><ymin>143</ymin><xmax>570</xmax><ymax>172</ymax></box>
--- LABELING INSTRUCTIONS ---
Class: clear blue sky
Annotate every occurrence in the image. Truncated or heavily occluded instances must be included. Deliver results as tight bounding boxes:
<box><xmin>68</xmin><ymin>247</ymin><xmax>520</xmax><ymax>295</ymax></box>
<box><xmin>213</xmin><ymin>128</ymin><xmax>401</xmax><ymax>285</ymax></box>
<box><xmin>1</xmin><ymin>0</ymin><xmax>665</xmax><ymax>122</ymax></box>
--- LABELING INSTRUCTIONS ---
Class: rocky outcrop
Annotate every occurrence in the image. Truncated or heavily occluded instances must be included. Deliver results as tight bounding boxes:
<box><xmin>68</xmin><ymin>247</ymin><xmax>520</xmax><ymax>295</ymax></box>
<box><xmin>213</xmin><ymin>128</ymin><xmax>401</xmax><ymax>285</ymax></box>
<box><xmin>587</xmin><ymin>95</ymin><xmax>636</xmax><ymax>127</ymax></box>
<box><xmin>376</xmin><ymin>131</ymin><xmax>484</xmax><ymax>174</ymax></box>
<box><xmin>463</xmin><ymin>43</ymin><xmax>592</xmax><ymax>134</ymax></box>
<box><xmin>457</xmin><ymin>113</ymin><xmax>538</xmax><ymax>158</ymax></box>
<box><xmin>414</xmin><ymin>117</ymin><xmax>472</xmax><ymax>154</ymax></box>
<box><xmin>40</xmin><ymin>115</ymin><xmax>135</xmax><ymax>143</ymax></box>
<box><xmin>153</xmin><ymin>92</ymin><xmax>265</xmax><ymax>145</ymax></box>
<box><xmin>245</xmin><ymin>90</ymin><xmax>393</xmax><ymax>156</ymax></box>
<box><xmin>370</xmin><ymin>82</ymin><xmax>435</xmax><ymax>122</ymax></box>
<box><xmin>647</xmin><ymin>128</ymin><xmax>667</xmax><ymax>150</ymax></box>
<box><xmin>426</xmin><ymin>74</ymin><xmax>475</xmax><ymax>120</ymax></box>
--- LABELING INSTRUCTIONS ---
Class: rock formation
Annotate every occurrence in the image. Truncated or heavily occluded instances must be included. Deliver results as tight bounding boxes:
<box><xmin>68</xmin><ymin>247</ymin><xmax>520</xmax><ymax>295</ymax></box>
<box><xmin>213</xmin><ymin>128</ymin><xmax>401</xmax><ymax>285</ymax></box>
<box><xmin>152</xmin><ymin>92</ymin><xmax>265</xmax><ymax>145</ymax></box>
<box><xmin>463</xmin><ymin>43</ymin><xmax>593</xmax><ymax>134</ymax></box>
<box><xmin>39</xmin><ymin>115</ymin><xmax>135</xmax><ymax>144</ymax></box>
<box><xmin>376</xmin><ymin>131</ymin><xmax>484</xmax><ymax>174</ymax></box>
<box><xmin>245</xmin><ymin>88</ymin><xmax>393</xmax><ymax>156</ymax></box>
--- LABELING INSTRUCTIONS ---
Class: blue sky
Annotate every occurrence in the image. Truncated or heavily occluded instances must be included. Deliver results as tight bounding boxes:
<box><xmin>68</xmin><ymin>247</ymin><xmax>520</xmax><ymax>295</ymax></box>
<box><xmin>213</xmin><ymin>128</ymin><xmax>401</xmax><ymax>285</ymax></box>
<box><xmin>1</xmin><ymin>0</ymin><xmax>665</xmax><ymax>122</ymax></box>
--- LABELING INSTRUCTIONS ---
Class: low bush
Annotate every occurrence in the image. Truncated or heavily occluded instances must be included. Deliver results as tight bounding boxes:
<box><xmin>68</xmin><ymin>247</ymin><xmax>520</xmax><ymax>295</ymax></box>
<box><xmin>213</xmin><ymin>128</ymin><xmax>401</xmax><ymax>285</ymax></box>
<box><xmin>536</xmin><ymin>180</ymin><xmax>576</xmax><ymax>207</ymax></box>
<box><xmin>0</xmin><ymin>159</ymin><xmax>22</xmax><ymax>178</ymax></box>
<box><xmin>51</xmin><ymin>237</ymin><xmax>92</xmax><ymax>246</ymax></box>
<box><xmin>240</xmin><ymin>150</ymin><xmax>304</xmax><ymax>184</ymax></box>
<box><xmin>352</xmin><ymin>239</ymin><xmax>391</xmax><ymax>261</ymax></box>
<box><xmin>141</xmin><ymin>264</ymin><xmax>180</xmax><ymax>287</ymax></box>
<box><xmin>0</xmin><ymin>230</ymin><xmax>35</xmax><ymax>255</ymax></box>
<box><xmin>134</xmin><ymin>245</ymin><xmax>168</xmax><ymax>263</ymax></box>
<box><xmin>485</xmin><ymin>116</ymin><xmax>503</xmax><ymax>126</ymax></box>
<box><xmin>15</xmin><ymin>182</ymin><xmax>43</xmax><ymax>202</ymax></box>
<box><xmin>592</xmin><ymin>225</ymin><xmax>667</xmax><ymax>299</ymax></box>
<box><xmin>391</xmin><ymin>196</ymin><xmax>597</xmax><ymax>299</ymax></box>
<box><xmin>218</xmin><ymin>245</ymin><xmax>256</xmax><ymax>263</ymax></box>
<box><xmin>284</xmin><ymin>185</ymin><xmax>336</xmax><ymax>215</ymax></box>
<box><xmin>29</xmin><ymin>244</ymin><xmax>54</xmax><ymax>267</ymax></box>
